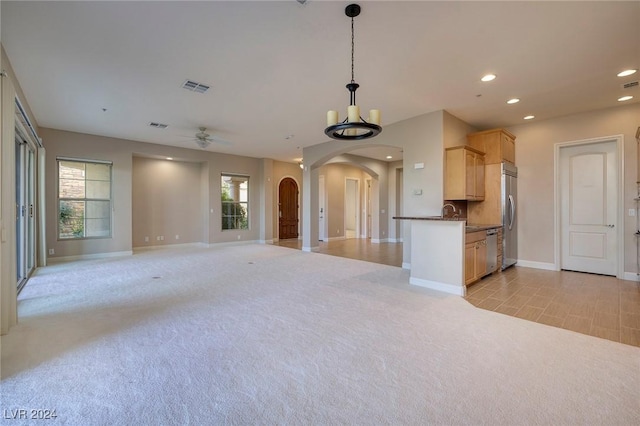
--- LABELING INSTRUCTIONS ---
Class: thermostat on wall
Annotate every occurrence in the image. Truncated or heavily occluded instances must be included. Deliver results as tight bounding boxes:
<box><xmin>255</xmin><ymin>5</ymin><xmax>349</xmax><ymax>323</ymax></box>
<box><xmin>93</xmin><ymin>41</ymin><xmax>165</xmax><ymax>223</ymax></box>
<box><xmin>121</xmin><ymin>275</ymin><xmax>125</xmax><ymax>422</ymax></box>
<box><xmin>414</xmin><ymin>162</ymin><xmax>424</xmax><ymax>169</ymax></box>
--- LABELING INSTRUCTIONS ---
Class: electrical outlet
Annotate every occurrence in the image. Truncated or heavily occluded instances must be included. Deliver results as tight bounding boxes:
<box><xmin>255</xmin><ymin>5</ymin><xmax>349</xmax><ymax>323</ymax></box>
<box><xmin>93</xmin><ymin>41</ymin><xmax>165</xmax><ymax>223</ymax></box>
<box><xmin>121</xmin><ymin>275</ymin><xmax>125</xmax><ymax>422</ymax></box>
<box><xmin>175</xmin><ymin>235</ymin><xmax>179</xmax><ymax>240</ymax></box>
<box><xmin>48</xmin><ymin>248</ymin><xmax>54</xmax><ymax>255</ymax></box>
<box><xmin>160</xmin><ymin>236</ymin><xmax>164</xmax><ymax>241</ymax></box>
<box><xmin>144</xmin><ymin>236</ymin><xmax>149</xmax><ymax>242</ymax></box>
<box><xmin>156</xmin><ymin>236</ymin><xmax>161</xmax><ymax>241</ymax></box>
<box><xmin>237</xmin><ymin>235</ymin><xmax>241</xmax><ymax>240</ymax></box>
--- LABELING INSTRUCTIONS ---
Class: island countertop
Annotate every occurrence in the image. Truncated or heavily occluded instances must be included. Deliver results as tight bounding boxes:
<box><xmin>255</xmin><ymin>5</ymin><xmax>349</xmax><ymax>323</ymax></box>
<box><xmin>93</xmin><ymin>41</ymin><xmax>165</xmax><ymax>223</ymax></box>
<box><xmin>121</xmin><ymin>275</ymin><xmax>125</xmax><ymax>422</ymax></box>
<box><xmin>393</xmin><ymin>216</ymin><xmax>500</xmax><ymax>232</ymax></box>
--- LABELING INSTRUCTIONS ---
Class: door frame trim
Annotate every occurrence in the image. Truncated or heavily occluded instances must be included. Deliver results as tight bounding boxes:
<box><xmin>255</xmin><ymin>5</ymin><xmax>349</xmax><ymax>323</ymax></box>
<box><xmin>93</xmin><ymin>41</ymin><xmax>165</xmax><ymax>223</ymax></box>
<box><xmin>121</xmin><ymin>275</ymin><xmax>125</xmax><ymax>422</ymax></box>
<box><xmin>553</xmin><ymin>134</ymin><xmax>624</xmax><ymax>278</ymax></box>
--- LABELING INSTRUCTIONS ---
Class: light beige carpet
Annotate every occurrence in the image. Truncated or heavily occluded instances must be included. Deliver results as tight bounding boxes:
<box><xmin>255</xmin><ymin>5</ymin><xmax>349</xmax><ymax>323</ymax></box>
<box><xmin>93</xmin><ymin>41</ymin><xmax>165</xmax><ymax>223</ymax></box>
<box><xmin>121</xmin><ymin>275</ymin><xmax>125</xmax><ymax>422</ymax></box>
<box><xmin>1</xmin><ymin>244</ymin><xmax>638</xmax><ymax>425</ymax></box>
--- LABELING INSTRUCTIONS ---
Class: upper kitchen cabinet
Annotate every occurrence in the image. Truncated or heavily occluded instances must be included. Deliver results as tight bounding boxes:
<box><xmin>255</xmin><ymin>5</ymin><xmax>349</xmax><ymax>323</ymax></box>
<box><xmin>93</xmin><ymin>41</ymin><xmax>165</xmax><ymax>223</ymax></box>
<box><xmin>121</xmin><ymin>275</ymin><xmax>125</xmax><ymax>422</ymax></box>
<box><xmin>467</xmin><ymin>128</ymin><xmax>516</xmax><ymax>164</ymax></box>
<box><xmin>445</xmin><ymin>146</ymin><xmax>485</xmax><ymax>201</ymax></box>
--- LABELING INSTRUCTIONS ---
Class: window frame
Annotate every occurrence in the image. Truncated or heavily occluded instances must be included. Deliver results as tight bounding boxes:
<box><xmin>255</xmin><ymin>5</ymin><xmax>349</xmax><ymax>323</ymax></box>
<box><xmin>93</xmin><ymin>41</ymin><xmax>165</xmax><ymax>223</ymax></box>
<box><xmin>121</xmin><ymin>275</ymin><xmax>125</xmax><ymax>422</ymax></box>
<box><xmin>57</xmin><ymin>157</ymin><xmax>113</xmax><ymax>240</ymax></box>
<box><xmin>221</xmin><ymin>173</ymin><xmax>250</xmax><ymax>231</ymax></box>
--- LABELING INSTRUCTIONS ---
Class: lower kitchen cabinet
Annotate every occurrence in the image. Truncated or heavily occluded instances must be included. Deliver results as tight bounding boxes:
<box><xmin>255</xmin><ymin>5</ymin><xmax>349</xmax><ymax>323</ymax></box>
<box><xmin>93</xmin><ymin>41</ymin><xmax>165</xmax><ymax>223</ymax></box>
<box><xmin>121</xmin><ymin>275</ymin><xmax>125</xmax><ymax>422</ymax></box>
<box><xmin>465</xmin><ymin>231</ymin><xmax>487</xmax><ymax>285</ymax></box>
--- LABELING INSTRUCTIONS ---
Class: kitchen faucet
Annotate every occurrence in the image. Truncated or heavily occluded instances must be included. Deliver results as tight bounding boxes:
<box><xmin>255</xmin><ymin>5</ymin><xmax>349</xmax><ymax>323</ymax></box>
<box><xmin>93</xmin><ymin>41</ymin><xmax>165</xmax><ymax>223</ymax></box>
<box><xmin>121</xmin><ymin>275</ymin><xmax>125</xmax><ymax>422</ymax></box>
<box><xmin>441</xmin><ymin>203</ymin><xmax>457</xmax><ymax>218</ymax></box>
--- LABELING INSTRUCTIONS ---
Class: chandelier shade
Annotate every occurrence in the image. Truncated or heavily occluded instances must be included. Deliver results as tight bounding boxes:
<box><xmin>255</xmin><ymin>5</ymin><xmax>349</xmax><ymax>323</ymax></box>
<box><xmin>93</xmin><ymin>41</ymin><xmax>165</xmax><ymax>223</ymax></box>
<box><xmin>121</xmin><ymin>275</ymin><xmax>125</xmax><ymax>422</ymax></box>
<box><xmin>325</xmin><ymin>4</ymin><xmax>381</xmax><ymax>141</ymax></box>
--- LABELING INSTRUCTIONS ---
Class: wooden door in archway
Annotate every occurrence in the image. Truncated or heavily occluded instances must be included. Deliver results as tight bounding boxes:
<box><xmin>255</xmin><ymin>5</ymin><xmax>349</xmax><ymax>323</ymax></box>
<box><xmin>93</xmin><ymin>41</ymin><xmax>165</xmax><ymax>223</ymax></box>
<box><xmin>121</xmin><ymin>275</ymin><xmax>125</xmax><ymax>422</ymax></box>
<box><xmin>279</xmin><ymin>178</ymin><xmax>299</xmax><ymax>239</ymax></box>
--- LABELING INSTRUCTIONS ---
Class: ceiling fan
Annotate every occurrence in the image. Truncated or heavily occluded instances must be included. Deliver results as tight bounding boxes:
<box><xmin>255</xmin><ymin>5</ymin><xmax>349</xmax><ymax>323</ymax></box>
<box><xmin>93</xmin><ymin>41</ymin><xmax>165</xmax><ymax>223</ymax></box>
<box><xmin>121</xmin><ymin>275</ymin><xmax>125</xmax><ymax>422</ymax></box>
<box><xmin>188</xmin><ymin>127</ymin><xmax>232</xmax><ymax>149</ymax></box>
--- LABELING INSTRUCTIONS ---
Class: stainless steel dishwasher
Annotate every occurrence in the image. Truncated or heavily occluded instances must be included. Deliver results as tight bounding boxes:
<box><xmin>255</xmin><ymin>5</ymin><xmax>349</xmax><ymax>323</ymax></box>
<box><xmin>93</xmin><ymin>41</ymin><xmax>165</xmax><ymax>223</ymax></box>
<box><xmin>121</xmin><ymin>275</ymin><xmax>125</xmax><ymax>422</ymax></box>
<box><xmin>486</xmin><ymin>228</ymin><xmax>499</xmax><ymax>274</ymax></box>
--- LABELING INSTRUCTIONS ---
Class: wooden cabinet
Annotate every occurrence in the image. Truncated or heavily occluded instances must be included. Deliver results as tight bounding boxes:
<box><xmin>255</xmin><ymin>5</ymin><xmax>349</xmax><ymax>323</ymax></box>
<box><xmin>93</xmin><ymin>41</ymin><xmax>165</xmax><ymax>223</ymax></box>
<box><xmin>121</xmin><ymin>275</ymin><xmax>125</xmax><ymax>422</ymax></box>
<box><xmin>465</xmin><ymin>231</ymin><xmax>487</xmax><ymax>285</ymax></box>
<box><xmin>467</xmin><ymin>163</ymin><xmax>501</xmax><ymax>225</ymax></box>
<box><xmin>467</xmin><ymin>128</ymin><xmax>516</xmax><ymax>165</ymax></box>
<box><xmin>445</xmin><ymin>146</ymin><xmax>485</xmax><ymax>201</ymax></box>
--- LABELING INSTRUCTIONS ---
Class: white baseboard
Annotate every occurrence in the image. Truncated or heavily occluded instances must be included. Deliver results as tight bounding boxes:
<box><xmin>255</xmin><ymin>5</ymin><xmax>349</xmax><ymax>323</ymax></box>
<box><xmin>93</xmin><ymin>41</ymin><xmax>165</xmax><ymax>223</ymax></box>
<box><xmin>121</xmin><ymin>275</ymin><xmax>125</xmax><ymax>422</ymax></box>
<box><xmin>207</xmin><ymin>240</ymin><xmax>259</xmax><ymax>248</ymax></box>
<box><xmin>402</xmin><ymin>262</ymin><xmax>411</xmax><ymax>270</ymax></box>
<box><xmin>259</xmin><ymin>239</ymin><xmax>275</xmax><ymax>245</ymax></box>
<box><xmin>409</xmin><ymin>277</ymin><xmax>465</xmax><ymax>296</ymax></box>
<box><xmin>371</xmin><ymin>238</ymin><xmax>390</xmax><ymax>244</ymax></box>
<box><xmin>48</xmin><ymin>250</ymin><xmax>134</xmax><ymax>264</ymax></box>
<box><xmin>515</xmin><ymin>260</ymin><xmax>557</xmax><ymax>271</ymax></box>
<box><xmin>623</xmin><ymin>272</ymin><xmax>640</xmax><ymax>282</ymax></box>
<box><xmin>302</xmin><ymin>246</ymin><xmax>320</xmax><ymax>253</ymax></box>
<box><xmin>134</xmin><ymin>242</ymin><xmax>207</xmax><ymax>252</ymax></box>
<box><xmin>327</xmin><ymin>236</ymin><xmax>346</xmax><ymax>241</ymax></box>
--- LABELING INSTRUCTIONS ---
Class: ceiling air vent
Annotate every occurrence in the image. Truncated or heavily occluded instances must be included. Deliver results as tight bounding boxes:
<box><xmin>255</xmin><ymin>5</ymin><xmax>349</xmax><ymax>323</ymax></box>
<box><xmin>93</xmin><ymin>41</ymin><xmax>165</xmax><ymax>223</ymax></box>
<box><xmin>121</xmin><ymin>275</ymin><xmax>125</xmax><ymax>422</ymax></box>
<box><xmin>149</xmin><ymin>122</ymin><xmax>168</xmax><ymax>129</ymax></box>
<box><xmin>622</xmin><ymin>81</ymin><xmax>639</xmax><ymax>90</ymax></box>
<box><xmin>182</xmin><ymin>79</ymin><xmax>210</xmax><ymax>94</ymax></box>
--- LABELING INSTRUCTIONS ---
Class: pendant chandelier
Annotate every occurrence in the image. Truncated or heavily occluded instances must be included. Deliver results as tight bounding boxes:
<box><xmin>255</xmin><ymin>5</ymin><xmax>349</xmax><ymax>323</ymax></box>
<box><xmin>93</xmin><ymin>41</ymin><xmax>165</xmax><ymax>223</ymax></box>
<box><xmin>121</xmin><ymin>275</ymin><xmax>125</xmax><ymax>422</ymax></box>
<box><xmin>325</xmin><ymin>4</ymin><xmax>381</xmax><ymax>141</ymax></box>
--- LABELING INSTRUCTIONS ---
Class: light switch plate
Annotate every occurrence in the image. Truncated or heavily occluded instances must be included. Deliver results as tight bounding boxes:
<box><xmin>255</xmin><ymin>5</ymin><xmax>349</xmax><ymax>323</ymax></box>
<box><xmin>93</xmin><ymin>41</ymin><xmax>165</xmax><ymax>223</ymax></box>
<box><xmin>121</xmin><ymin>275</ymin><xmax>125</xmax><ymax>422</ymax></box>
<box><xmin>629</xmin><ymin>209</ymin><xmax>636</xmax><ymax>217</ymax></box>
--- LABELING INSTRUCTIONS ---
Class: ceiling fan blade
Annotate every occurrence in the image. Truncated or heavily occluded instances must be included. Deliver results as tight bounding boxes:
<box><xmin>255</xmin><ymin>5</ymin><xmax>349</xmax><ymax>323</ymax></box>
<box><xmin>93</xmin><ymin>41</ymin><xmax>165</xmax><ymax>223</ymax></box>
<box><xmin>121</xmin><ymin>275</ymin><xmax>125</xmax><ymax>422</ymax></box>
<box><xmin>210</xmin><ymin>136</ymin><xmax>232</xmax><ymax>146</ymax></box>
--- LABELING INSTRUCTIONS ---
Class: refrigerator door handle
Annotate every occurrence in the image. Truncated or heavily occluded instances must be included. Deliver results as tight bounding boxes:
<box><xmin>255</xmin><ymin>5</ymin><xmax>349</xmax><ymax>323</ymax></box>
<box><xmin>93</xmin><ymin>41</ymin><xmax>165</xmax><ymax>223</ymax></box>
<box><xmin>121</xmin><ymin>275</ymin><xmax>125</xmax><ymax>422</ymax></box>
<box><xmin>508</xmin><ymin>194</ymin><xmax>515</xmax><ymax>230</ymax></box>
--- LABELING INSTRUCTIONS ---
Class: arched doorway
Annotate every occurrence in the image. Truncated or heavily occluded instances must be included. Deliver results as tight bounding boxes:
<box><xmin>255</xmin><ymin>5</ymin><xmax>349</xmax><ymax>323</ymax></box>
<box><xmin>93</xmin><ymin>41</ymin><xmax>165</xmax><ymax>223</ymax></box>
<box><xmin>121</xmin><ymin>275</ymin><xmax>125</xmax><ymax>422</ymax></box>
<box><xmin>278</xmin><ymin>177</ymin><xmax>299</xmax><ymax>240</ymax></box>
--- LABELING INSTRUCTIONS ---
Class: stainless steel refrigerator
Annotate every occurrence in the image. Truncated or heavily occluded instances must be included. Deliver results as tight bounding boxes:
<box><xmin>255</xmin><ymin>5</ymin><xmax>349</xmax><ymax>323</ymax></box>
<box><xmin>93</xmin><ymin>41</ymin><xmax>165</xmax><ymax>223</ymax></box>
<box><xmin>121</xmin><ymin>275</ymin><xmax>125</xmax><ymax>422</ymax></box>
<box><xmin>501</xmin><ymin>163</ymin><xmax>517</xmax><ymax>269</ymax></box>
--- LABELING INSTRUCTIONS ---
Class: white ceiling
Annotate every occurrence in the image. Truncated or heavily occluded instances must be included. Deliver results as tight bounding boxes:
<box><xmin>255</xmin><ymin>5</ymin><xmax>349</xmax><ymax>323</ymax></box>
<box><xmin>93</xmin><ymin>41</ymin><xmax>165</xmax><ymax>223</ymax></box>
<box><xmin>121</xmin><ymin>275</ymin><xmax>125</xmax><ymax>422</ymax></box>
<box><xmin>2</xmin><ymin>1</ymin><xmax>638</xmax><ymax>164</ymax></box>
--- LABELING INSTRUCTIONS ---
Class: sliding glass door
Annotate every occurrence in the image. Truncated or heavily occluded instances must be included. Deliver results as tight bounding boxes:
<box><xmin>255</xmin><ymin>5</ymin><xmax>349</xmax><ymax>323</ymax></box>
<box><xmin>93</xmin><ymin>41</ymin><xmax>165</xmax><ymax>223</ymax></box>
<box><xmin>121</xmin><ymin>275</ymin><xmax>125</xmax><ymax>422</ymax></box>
<box><xmin>15</xmin><ymin>130</ymin><xmax>36</xmax><ymax>293</ymax></box>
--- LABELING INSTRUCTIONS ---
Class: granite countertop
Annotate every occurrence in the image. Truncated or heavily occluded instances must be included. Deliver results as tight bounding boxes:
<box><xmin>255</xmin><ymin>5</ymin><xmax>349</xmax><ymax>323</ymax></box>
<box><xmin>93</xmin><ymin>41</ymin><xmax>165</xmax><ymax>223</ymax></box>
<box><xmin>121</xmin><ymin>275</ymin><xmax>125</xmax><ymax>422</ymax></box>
<box><xmin>392</xmin><ymin>216</ymin><xmax>465</xmax><ymax>221</ymax></box>
<box><xmin>392</xmin><ymin>216</ymin><xmax>501</xmax><ymax>232</ymax></box>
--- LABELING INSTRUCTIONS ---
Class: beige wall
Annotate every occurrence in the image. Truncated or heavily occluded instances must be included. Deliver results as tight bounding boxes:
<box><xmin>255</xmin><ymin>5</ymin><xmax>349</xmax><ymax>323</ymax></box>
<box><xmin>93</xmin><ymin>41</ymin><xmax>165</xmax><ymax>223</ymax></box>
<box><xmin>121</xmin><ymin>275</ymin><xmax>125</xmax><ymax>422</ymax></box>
<box><xmin>40</xmin><ymin>128</ymin><xmax>270</xmax><ymax>259</ymax></box>
<box><xmin>132</xmin><ymin>157</ymin><xmax>203</xmax><ymax>248</ymax></box>
<box><xmin>387</xmin><ymin>160</ymin><xmax>403</xmax><ymax>242</ymax></box>
<box><xmin>318</xmin><ymin>163</ymin><xmax>371</xmax><ymax>240</ymax></box>
<box><xmin>303</xmin><ymin>110</ymin><xmax>446</xmax><ymax>261</ymax></box>
<box><xmin>507</xmin><ymin>102</ymin><xmax>640</xmax><ymax>274</ymax></box>
<box><xmin>443</xmin><ymin>110</ymin><xmax>477</xmax><ymax>149</ymax></box>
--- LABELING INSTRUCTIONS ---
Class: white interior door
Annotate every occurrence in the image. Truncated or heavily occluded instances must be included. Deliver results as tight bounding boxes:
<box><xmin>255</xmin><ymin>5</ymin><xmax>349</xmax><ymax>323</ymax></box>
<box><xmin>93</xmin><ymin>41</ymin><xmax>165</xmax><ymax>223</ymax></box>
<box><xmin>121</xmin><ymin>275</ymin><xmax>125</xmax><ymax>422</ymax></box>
<box><xmin>318</xmin><ymin>175</ymin><xmax>325</xmax><ymax>241</ymax></box>
<box><xmin>560</xmin><ymin>140</ymin><xmax>617</xmax><ymax>275</ymax></box>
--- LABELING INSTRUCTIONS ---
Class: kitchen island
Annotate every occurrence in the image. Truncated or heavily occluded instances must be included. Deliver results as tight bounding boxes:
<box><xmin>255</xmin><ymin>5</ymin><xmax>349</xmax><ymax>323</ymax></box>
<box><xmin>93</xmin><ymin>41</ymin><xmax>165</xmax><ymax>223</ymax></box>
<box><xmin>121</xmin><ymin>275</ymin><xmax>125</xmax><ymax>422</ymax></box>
<box><xmin>394</xmin><ymin>216</ymin><xmax>500</xmax><ymax>296</ymax></box>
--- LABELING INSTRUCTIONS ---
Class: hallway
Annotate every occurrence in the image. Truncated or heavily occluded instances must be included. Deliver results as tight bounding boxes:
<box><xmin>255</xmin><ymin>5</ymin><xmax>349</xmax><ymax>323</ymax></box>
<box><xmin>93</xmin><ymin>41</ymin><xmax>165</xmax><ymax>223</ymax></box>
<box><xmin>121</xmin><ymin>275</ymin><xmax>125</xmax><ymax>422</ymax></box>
<box><xmin>275</xmin><ymin>238</ymin><xmax>640</xmax><ymax>347</ymax></box>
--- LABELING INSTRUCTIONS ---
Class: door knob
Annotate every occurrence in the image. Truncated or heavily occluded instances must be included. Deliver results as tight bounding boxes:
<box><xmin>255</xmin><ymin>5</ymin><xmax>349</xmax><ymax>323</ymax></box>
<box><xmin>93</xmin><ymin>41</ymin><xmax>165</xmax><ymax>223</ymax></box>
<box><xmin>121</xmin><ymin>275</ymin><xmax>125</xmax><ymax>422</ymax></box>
<box><xmin>607</xmin><ymin>224</ymin><xmax>615</xmax><ymax>228</ymax></box>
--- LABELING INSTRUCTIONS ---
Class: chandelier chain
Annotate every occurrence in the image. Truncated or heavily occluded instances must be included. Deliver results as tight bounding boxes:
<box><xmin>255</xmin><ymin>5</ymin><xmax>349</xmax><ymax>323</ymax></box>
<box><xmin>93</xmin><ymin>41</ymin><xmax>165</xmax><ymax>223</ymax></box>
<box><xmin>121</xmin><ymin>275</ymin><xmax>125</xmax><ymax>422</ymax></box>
<box><xmin>351</xmin><ymin>16</ymin><xmax>355</xmax><ymax>84</ymax></box>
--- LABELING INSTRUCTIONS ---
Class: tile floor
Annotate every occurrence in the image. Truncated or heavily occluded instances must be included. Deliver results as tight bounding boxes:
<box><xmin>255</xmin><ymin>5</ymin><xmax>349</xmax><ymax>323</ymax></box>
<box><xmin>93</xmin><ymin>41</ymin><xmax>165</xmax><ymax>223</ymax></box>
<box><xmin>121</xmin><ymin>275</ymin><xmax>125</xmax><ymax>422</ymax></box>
<box><xmin>275</xmin><ymin>238</ymin><xmax>640</xmax><ymax>347</ymax></box>
<box><xmin>466</xmin><ymin>267</ymin><xmax>640</xmax><ymax>347</ymax></box>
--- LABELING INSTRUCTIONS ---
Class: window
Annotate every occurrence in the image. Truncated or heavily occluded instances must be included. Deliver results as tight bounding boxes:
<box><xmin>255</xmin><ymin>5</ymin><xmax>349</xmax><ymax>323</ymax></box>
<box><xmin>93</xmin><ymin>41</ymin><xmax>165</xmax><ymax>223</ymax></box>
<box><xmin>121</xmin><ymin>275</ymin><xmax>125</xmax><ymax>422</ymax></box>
<box><xmin>58</xmin><ymin>159</ymin><xmax>112</xmax><ymax>239</ymax></box>
<box><xmin>221</xmin><ymin>174</ymin><xmax>249</xmax><ymax>230</ymax></box>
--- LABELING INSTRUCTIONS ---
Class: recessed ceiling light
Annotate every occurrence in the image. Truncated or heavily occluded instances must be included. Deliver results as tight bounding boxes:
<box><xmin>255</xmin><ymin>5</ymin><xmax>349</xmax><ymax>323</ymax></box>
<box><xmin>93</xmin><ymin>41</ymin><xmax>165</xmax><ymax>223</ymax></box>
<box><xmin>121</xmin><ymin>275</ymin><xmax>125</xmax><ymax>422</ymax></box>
<box><xmin>618</xmin><ymin>95</ymin><xmax>633</xmax><ymax>102</ymax></box>
<box><xmin>523</xmin><ymin>115</ymin><xmax>535</xmax><ymax>120</ymax></box>
<box><xmin>506</xmin><ymin>98</ymin><xmax>520</xmax><ymax>104</ymax></box>
<box><xmin>481</xmin><ymin>74</ymin><xmax>496</xmax><ymax>82</ymax></box>
<box><xmin>386</xmin><ymin>155</ymin><xmax>393</xmax><ymax>159</ymax></box>
<box><xmin>166</xmin><ymin>157</ymin><xmax>173</xmax><ymax>160</ymax></box>
<box><xmin>617</xmin><ymin>69</ymin><xmax>637</xmax><ymax>77</ymax></box>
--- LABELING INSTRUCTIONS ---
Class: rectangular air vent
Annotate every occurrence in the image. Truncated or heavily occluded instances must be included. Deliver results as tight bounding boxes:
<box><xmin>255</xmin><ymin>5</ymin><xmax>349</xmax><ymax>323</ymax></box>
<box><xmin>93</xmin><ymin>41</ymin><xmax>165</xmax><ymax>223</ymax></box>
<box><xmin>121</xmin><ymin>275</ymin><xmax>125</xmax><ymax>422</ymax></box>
<box><xmin>622</xmin><ymin>81</ymin><xmax>639</xmax><ymax>90</ymax></box>
<box><xmin>182</xmin><ymin>79</ymin><xmax>210</xmax><ymax>94</ymax></box>
<box><xmin>149</xmin><ymin>122</ymin><xmax>168</xmax><ymax>129</ymax></box>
